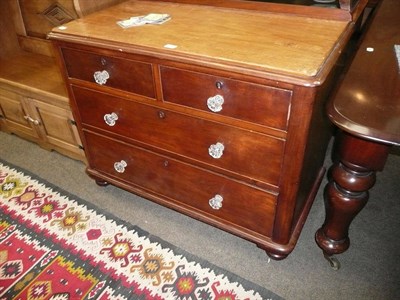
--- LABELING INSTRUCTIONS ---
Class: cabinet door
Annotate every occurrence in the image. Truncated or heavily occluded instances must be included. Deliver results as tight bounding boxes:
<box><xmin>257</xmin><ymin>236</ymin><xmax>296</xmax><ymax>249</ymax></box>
<box><xmin>0</xmin><ymin>89</ymin><xmax>39</xmax><ymax>141</ymax></box>
<box><xmin>27</xmin><ymin>98</ymin><xmax>85</xmax><ymax>160</ymax></box>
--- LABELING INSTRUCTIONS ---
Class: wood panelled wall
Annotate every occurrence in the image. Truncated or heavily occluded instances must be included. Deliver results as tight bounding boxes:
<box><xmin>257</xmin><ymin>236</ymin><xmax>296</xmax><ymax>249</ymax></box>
<box><xmin>2</xmin><ymin>0</ymin><xmax>126</xmax><ymax>57</ymax></box>
<box><xmin>73</xmin><ymin>0</ymin><xmax>126</xmax><ymax>17</ymax></box>
<box><xmin>18</xmin><ymin>0</ymin><xmax>79</xmax><ymax>39</ymax></box>
<box><xmin>0</xmin><ymin>1</ymin><xmax>20</xmax><ymax>58</ymax></box>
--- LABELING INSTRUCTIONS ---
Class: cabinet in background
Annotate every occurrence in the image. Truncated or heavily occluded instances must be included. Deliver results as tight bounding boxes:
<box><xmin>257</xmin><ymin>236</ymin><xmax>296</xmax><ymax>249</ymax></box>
<box><xmin>0</xmin><ymin>0</ymin><xmax>125</xmax><ymax>162</ymax></box>
<box><xmin>0</xmin><ymin>86</ymin><xmax>83</xmax><ymax>161</ymax></box>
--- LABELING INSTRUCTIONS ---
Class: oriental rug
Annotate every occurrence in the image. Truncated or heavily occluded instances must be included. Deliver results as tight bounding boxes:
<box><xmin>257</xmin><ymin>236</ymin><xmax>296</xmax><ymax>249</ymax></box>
<box><xmin>0</xmin><ymin>160</ymin><xmax>282</xmax><ymax>300</ymax></box>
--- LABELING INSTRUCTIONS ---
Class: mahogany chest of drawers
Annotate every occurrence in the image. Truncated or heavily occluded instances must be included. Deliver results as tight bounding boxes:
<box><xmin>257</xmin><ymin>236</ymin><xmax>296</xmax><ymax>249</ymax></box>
<box><xmin>49</xmin><ymin>0</ymin><xmax>359</xmax><ymax>259</ymax></box>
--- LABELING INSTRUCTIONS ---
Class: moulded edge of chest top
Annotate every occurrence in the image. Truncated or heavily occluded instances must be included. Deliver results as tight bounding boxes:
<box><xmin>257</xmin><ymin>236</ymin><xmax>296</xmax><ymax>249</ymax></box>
<box><xmin>49</xmin><ymin>35</ymin><xmax>330</xmax><ymax>88</ymax></box>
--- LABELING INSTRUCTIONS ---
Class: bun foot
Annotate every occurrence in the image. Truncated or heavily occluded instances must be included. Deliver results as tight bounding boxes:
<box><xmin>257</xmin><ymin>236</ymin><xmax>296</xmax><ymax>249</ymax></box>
<box><xmin>266</xmin><ymin>252</ymin><xmax>288</xmax><ymax>261</ymax></box>
<box><xmin>95</xmin><ymin>179</ymin><xmax>109</xmax><ymax>186</ymax></box>
<box><xmin>86</xmin><ymin>170</ymin><xmax>109</xmax><ymax>186</ymax></box>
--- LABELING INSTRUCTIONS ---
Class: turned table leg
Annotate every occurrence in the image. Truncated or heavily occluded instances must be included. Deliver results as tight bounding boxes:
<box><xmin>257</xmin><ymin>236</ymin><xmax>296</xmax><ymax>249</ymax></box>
<box><xmin>315</xmin><ymin>131</ymin><xmax>391</xmax><ymax>269</ymax></box>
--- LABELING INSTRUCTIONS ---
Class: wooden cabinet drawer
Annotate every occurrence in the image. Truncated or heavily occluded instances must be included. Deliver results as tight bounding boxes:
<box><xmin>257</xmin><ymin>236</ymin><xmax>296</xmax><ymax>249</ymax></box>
<box><xmin>84</xmin><ymin>131</ymin><xmax>276</xmax><ymax>237</ymax></box>
<box><xmin>61</xmin><ymin>47</ymin><xmax>155</xmax><ymax>98</ymax></box>
<box><xmin>73</xmin><ymin>86</ymin><xmax>284</xmax><ymax>186</ymax></box>
<box><xmin>160</xmin><ymin>66</ymin><xmax>292</xmax><ymax>130</ymax></box>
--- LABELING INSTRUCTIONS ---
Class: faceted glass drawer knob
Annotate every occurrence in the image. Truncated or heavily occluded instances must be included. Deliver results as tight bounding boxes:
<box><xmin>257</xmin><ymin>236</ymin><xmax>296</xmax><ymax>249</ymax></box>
<box><xmin>104</xmin><ymin>112</ymin><xmax>118</xmax><ymax>126</ymax></box>
<box><xmin>208</xmin><ymin>142</ymin><xmax>224</xmax><ymax>159</ymax></box>
<box><xmin>93</xmin><ymin>70</ymin><xmax>110</xmax><ymax>85</ymax></box>
<box><xmin>114</xmin><ymin>160</ymin><xmax>127</xmax><ymax>173</ymax></box>
<box><xmin>207</xmin><ymin>94</ymin><xmax>224</xmax><ymax>112</ymax></box>
<box><xmin>209</xmin><ymin>194</ymin><xmax>223</xmax><ymax>210</ymax></box>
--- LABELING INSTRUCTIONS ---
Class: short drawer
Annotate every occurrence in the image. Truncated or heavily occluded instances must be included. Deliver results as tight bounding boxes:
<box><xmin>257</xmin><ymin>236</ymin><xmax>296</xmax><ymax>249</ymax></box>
<box><xmin>84</xmin><ymin>131</ymin><xmax>276</xmax><ymax>237</ymax></box>
<box><xmin>61</xmin><ymin>47</ymin><xmax>155</xmax><ymax>98</ymax></box>
<box><xmin>160</xmin><ymin>66</ymin><xmax>292</xmax><ymax>130</ymax></box>
<box><xmin>73</xmin><ymin>86</ymin><xmax>284</xmax><ymax>186</ymax></box>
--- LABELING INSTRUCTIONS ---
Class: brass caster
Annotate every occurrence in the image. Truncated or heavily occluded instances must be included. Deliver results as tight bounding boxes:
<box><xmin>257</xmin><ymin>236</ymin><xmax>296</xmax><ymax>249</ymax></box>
<box><xmin>323</xmin><ymin>252</ymin><xmax>341</xmax><ymax>270</ymax></box>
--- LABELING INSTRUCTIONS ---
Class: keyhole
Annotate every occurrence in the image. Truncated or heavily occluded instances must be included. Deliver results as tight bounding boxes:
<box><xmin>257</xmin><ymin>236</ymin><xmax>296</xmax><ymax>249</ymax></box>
<box><xmin>158</xmin><ymin>110</ymin><xmax>166</xmax><ymax>119</ymax></box>
<box><xmin>216</xmin><ymin>81</ymin><xmax>224</xmax><ymax>89</ymax></box>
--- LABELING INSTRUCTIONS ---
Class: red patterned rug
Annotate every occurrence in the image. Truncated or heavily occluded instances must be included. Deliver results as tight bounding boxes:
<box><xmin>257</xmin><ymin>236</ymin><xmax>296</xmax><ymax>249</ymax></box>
<box><xmin>0</xmin><ymin>160</ymin><xmax>282</xmax><ymax>299</ymax></box>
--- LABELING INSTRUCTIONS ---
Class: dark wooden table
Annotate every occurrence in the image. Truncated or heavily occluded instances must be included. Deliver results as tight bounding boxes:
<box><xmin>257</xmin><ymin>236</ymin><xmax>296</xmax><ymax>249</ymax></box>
<box><xmin>315</xmin><ymin>0</ymin><xmax>400</xmax><ymax>269</ymax></box>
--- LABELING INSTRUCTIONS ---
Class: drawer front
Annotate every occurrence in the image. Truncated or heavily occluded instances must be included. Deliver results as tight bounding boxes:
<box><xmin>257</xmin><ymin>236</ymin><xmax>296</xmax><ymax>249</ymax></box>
<box><xmin>61</xmin><ymin>47</ymin><xmax>155</xmax><ymax>98</ymax></box>
<box><xmin>73</xmin><ymin>86</ymin><xmax>284</xmax><ymax>186</ymax></box>
<box><xmin>85</xmin><ymin>131</ymin><xmax>276</xmax><ymax>237</ymax></box>
<box><xmin>160</xmin><ymin>66</ymin><xmax>292</xmax><ymax>130</ymax></box>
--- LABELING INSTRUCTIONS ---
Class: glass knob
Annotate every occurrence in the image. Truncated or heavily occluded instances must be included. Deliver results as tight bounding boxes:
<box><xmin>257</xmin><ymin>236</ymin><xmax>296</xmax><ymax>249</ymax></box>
<box><xmin>93</xmin><ymin>70</ymin><xmax>110</xmax><ymax>85</ymax></box>
<box><xmin>209</xmin><ymin>194</ymin><xmax>223</xmax><ymax>210</ymax></box>
<box><xmin>104</xmin><ymin>112</ymin><xmax>118</xmax><ymax>126</ymax></box>
<box><xmin>114</xmin><ymin>160</ymin><xmax>127</xmax><ymax>173</ymax></box>
<box><xmin>207</xmin><ymin>95</ymin><xmax>224</xmax><ymax>112</ymax></box>
<box><xmin>208</xmin><ymin>142</ymin><xmax>224</xmax><ymax>159</ymax></box>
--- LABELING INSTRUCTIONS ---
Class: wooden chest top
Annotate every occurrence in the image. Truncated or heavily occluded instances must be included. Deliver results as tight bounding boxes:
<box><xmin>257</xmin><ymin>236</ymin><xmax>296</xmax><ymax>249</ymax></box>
<box><xmin>49</xmin><ymin>0</ymin><xmax>350</xmax><ymax>83</ymax></box>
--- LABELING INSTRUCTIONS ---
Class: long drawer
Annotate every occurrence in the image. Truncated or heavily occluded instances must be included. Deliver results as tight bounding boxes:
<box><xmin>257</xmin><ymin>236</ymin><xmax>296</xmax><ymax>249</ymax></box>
<box><xmin>61</xmin><ymin>47</ymin><xmax>156</xmax><ymax>98</ymax></box>
<box><xmin>160</xmin><ymin>66</ymin><xmax>292</xmax><ymax>130</ymax></box>
<box><xmin>72</xmin><ymin>86</ymin><xmax>284</xmax><ymax>187</ymax></box>
<box><xmin>84</xmin><ymin>131</ymin><xmax>277</xmax><ymax>237</ymax></box>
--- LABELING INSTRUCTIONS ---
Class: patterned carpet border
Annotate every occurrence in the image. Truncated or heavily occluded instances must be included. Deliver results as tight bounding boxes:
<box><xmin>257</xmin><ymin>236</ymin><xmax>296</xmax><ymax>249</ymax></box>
<box><xmin>0</xmin><ymin>159</ymin><xmax>283</xmax><ymax>299</ymax></box>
